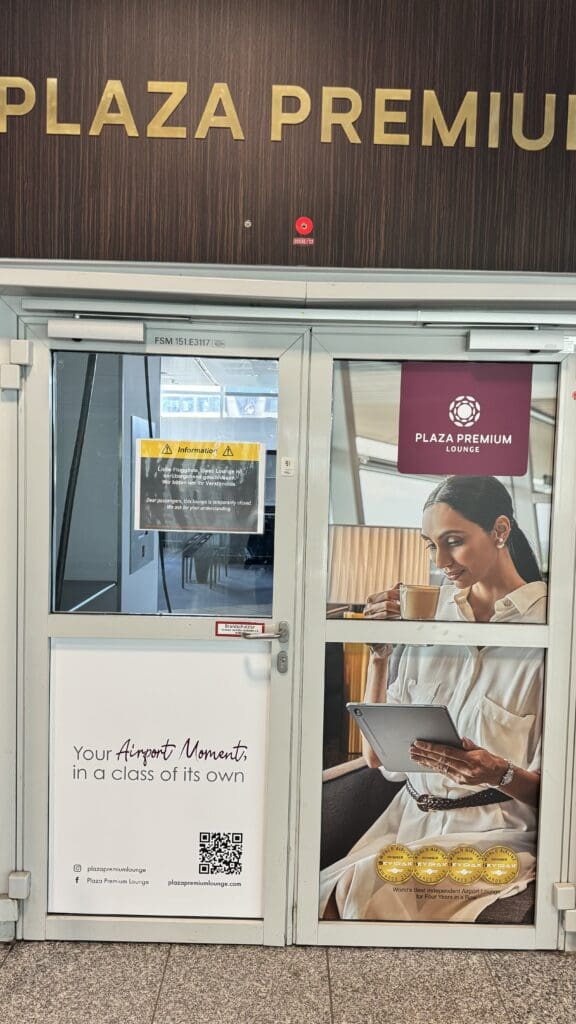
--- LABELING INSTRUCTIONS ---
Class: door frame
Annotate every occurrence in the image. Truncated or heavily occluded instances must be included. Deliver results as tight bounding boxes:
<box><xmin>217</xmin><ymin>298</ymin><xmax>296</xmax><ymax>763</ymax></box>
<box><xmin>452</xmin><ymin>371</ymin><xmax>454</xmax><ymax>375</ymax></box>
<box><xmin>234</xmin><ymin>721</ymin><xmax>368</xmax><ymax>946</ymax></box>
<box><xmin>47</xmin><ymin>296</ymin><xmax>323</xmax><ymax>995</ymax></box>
<box><xmin>0</xmin><ymin>302</ymin><xmax>19</xmax><ymax>942</ymax></box>
<box><xmin>1</xmin><ymin>263</ymin><xmax>576</xmax><ymax>949</ymax></box>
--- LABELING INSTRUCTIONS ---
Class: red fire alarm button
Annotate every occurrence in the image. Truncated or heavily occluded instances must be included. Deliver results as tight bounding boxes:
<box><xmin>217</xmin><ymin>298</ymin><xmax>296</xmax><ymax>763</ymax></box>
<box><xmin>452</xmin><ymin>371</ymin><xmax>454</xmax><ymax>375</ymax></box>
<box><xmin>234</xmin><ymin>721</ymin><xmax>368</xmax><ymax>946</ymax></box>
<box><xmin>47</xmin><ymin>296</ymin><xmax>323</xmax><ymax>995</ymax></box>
<box><xmin>295</xmin><ymin>216</ymin><xmax>314</xmax><ymax>236</ymax></box>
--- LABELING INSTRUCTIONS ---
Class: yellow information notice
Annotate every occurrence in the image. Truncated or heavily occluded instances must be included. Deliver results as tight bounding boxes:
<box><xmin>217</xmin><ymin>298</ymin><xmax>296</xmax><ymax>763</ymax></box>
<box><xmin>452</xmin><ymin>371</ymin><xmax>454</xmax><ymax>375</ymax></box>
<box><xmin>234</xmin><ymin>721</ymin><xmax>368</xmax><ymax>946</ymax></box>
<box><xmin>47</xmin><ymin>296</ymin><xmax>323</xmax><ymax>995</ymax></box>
<box><xmin>139</xmin><ymin>440</ymin><xmax>261</xmax><ymax>461</ymax></box>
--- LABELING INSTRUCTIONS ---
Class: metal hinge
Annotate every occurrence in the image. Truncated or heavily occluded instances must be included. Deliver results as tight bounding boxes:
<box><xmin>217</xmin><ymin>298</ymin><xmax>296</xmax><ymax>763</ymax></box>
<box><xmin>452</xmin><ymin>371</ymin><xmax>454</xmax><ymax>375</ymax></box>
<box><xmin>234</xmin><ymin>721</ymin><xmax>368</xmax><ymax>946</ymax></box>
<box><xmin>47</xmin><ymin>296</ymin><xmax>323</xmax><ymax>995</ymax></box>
<box><xmin>0</xmin><ymin>339</ymin><xmax>33</xmax><ymax>391</ymax></box>
<box><xmin>10</xmin><ymin>339</ymin><xmax>33</xmax><ymax>367</ymax></box>
<box><xmin>553</xmin><ymin>882</ymin><xmax>576</xmax><ymax>933</ymax></box>
<box><xmin>0</xmin><ymin>896</ymin><xmax>18</xmax><ymax>923</ymax></box>
<box><xmin>0</xmin><ymin>364</ymin><xmax>21</xmax><ymax>391</ymax></box>
<box><xmin>0</xmin><ymin>871</ymin><xmax>31</xmax><ymax>922</ymax></box>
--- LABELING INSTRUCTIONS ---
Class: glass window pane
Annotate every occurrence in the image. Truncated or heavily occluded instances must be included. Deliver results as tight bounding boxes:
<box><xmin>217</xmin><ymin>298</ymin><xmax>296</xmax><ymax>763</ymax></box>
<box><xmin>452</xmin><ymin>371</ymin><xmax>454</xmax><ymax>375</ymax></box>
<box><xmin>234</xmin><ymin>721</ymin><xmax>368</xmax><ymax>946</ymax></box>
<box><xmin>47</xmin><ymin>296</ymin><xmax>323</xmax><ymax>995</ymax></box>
<box><xmin>52</xmin><ymin>353</ymin><xmax>278</xmax><ymax>616</ymax></box>
<box><xmin>327</xmin><ymin>360</ymin><xmax>556</xmax><ymax>623</ymax></box>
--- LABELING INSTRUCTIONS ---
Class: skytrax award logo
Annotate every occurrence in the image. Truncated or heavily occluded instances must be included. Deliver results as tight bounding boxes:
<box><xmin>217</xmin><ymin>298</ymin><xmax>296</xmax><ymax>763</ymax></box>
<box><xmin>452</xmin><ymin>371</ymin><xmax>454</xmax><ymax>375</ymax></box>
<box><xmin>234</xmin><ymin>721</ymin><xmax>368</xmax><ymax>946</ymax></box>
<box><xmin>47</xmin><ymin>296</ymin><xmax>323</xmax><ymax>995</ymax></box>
<box><xmin>398</xmin><ymin>363</ymin><xmax>532</xmax><ymax>475</ymax></box>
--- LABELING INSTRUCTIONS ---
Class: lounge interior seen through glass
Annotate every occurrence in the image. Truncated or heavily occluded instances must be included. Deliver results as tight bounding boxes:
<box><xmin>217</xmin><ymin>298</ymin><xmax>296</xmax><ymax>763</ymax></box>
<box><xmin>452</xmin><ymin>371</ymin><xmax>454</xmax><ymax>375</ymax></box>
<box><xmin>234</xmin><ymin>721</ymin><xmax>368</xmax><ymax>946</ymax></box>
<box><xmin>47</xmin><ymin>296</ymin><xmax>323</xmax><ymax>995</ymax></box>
<box><xmin>52</xmin><ymin>352</ymin><xmax>279</xmax><ymax>616</ymax></box>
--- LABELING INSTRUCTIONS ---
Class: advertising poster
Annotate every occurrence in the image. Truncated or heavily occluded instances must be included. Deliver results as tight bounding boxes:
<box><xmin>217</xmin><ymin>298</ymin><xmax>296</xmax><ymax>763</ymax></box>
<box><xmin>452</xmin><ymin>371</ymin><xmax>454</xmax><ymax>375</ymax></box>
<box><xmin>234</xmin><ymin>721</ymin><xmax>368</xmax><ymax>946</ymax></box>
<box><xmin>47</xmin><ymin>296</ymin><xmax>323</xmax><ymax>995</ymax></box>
<box><xmin>135</xmin><ymin>440</ymin><xmax>265</xmax><ymax>533</ymax></box>
<box><xmin>49</xmin><ymin>639</ymin><xmax>270</xmax><ymax>917</ymax></box>
<box><xmin>320</xmin><ymin>360</ymin><xmax>553</xmax><ymax>925</ymax></box>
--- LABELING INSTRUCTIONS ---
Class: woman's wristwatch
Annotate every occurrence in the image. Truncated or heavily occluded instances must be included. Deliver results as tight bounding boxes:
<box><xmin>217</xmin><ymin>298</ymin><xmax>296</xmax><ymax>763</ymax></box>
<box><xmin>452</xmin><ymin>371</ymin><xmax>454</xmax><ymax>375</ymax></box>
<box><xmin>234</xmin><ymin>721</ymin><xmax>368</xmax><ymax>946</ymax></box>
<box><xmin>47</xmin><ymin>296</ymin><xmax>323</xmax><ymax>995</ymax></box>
<box><xmin>498</xmin><ymin>760</ymin><xmax>515</xmax><ymax>788</ymax></box>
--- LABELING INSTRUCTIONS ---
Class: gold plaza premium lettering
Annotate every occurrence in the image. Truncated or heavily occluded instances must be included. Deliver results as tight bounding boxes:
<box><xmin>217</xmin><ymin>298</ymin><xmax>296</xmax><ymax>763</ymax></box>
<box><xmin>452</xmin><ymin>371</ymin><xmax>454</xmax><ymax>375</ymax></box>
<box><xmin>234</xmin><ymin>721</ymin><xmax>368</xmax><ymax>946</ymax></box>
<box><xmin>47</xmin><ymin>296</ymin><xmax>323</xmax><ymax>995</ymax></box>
<box><xmin>1</xmin><ymin>77</ymin><xmax>576</xmax><ymax>150</ymax></box>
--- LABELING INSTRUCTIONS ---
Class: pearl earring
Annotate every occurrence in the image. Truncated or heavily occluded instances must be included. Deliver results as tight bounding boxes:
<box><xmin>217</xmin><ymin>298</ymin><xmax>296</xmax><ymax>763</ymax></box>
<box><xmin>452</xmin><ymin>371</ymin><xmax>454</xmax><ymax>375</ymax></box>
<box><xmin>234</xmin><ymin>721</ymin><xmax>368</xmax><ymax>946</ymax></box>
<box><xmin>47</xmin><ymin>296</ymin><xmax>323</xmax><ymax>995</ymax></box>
<box><xmin>497</xmin><ymin>539</ymin><xmax>505</xmax><ymax>548</ymax></box>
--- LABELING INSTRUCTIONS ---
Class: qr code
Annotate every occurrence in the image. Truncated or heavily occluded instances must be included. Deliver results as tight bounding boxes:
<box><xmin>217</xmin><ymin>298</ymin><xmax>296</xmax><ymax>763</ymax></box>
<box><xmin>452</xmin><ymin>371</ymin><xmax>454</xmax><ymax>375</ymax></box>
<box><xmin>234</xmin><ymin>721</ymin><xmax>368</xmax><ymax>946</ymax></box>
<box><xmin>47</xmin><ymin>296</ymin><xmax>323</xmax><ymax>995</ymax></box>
<box><xmin>199</xmin><ymin>832</ymin><xmax>243</xmax><ymax>875</ymax></box>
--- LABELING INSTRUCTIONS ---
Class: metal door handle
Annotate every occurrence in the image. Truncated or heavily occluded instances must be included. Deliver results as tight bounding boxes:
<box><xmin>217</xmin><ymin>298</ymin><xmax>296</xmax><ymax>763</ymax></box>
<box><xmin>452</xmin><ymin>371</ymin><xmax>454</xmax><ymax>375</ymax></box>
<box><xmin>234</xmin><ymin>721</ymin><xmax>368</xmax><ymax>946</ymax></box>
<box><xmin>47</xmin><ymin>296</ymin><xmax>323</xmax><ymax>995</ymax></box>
<box><xmin>241</xmin><ymin>621</ymin><xmax>289</xmax><ymax>643</ymax></box>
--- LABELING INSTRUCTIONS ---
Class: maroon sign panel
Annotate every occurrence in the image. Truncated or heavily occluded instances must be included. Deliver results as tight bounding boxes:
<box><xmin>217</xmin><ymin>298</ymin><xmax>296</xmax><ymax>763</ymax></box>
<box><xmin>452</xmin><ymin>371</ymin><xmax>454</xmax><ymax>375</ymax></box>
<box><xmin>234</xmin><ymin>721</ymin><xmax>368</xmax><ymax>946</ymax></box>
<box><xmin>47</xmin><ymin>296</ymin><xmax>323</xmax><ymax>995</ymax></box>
<box><xmin>398</xmin><ymin>363</ymin><xmax>532</xmax><ymax>475</ymax></box>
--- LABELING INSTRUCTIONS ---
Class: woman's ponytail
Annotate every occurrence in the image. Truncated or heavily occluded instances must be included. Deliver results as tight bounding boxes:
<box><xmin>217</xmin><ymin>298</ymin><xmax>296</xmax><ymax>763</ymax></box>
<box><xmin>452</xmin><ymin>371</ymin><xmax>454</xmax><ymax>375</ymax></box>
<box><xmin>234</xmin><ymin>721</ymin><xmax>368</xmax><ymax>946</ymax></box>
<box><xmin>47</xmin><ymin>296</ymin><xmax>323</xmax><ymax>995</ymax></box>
<box><xmin>507</xmin><ymin>520</ymin><xmax>542</xmax><ymax>583</ymax></box>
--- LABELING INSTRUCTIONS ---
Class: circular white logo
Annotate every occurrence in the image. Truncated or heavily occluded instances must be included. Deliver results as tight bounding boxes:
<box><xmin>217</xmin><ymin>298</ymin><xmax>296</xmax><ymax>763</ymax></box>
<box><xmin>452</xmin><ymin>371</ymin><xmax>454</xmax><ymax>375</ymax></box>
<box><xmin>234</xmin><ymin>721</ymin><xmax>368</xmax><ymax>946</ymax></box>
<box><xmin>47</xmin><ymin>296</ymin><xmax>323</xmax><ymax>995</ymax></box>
<box><xmin>449</xmin><ymin>395</ymin><xmax>481</xmax><ymax>427</ymax></box>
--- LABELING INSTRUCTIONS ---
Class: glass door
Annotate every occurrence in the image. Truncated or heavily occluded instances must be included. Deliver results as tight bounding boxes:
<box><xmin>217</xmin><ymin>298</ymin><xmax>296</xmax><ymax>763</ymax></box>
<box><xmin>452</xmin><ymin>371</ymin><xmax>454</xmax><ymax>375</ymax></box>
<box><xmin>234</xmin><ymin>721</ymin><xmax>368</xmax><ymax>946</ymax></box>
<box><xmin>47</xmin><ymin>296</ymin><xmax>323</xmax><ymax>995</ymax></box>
<box><xmin>18</xmin><ymin>320</ymin><xmax>308</xmax><ymax>945</ymax></box>
<box><xmin>295</xmin><ymin>327</ymin><xmax>576</xmax><ymax>949</ymax></box>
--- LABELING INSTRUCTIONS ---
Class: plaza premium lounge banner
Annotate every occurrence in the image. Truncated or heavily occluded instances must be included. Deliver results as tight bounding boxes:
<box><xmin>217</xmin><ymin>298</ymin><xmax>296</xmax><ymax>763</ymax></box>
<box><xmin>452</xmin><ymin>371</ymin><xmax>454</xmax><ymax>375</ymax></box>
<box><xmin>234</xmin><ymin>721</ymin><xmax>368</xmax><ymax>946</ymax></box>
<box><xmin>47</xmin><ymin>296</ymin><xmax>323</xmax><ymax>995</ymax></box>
<box><xmin>320</xmin><ymin>358</ymin><xmax>551</xmax><ymax>925</ymax></box>
<box><xmin>49</xmin><ymin>639</ymin><xmax>270</xmax><ymax>917</ymax></box>
<box><xmin>398</xmin><ymin>363</ymin><xmax>533</xmax><ymax>475</ymax></box>
<box><xmin>2</xmin><ymin>0</ymin><xmax>576</xmax><ymax>269</ymax></box>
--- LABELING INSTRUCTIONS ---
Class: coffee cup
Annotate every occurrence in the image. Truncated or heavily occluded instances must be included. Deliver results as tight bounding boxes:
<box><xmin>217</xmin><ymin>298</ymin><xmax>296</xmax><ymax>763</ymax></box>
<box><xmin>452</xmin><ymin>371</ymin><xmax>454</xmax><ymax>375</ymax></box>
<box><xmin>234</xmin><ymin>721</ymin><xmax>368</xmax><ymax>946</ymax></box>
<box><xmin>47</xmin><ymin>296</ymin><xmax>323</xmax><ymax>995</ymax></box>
<box><xmin>399</xmin><ymin>584</ymin><xmax>440</xmax><ymax>621</ymax></box>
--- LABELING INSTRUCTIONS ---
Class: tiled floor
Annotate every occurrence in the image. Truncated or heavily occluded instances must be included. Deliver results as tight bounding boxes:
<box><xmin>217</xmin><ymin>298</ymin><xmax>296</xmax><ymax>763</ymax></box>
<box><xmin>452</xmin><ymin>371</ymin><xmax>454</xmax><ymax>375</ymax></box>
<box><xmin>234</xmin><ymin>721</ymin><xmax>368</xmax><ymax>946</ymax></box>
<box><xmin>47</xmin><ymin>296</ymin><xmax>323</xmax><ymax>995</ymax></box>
<box><xmin>0</xmin><ymin>942</ymin><xmax>574</xmax><ymax>1024</ymax></box>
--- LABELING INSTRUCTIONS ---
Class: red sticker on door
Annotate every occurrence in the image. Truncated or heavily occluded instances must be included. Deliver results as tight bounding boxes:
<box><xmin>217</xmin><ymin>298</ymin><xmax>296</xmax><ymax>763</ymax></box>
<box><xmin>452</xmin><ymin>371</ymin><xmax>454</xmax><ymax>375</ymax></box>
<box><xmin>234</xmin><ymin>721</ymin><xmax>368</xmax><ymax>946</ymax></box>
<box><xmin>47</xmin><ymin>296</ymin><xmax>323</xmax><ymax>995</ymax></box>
<box><xmin>215</xmin><ymin>620</ymin><xmax>265</xmax><ymax>637</ymax></box>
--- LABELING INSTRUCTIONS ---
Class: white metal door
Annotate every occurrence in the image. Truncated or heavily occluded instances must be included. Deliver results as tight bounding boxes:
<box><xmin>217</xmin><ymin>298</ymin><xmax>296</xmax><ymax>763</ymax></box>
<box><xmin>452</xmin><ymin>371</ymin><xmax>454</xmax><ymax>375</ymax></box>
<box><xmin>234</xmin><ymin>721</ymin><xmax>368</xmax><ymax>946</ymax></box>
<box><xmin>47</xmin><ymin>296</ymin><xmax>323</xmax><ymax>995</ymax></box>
<box><xmin>295</xmin><ymin>326</ymin><xmax>576</xmax><ymax>950</ymax></box>
<box><xmin>17</xmin><ymin>319</ymin><xmax>309</xmax><ymax>945</ymax></box>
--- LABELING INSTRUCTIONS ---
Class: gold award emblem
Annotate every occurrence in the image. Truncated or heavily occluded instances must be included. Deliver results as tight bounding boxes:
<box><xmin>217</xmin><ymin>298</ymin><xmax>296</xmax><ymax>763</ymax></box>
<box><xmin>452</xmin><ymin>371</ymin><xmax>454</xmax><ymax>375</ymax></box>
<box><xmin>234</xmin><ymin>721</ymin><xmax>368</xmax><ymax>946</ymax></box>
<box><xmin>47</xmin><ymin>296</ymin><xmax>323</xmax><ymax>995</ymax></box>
<box><xmin>412</xmin><ymin>845</ymin><xmax>449</xmax><ymax>885</ymax></box>
<box><xmin>376</xmin><ymin>844</ymin><xmax>414</xmax><ymax>884</ymax></box>
<box><xmin>482</xmin><ymin>846</ymin><xmax>520</xmax><ymax>886</ymax></box>
<box><xmin>448</xmin><ymin>846</ymin><xmax>485</xmax><ymax>885</ymax></box>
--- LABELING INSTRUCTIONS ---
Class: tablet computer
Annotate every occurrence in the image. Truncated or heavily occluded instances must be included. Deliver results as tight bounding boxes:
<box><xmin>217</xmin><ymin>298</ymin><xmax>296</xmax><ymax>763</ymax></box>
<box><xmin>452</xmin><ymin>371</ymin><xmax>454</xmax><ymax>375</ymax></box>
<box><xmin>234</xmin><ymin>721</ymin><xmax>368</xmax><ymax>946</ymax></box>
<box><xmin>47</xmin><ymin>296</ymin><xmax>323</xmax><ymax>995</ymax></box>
<box><xmin>347</xmin><ymin>703</ymin><xmax>462</xmax><ymax>773</ymax></box>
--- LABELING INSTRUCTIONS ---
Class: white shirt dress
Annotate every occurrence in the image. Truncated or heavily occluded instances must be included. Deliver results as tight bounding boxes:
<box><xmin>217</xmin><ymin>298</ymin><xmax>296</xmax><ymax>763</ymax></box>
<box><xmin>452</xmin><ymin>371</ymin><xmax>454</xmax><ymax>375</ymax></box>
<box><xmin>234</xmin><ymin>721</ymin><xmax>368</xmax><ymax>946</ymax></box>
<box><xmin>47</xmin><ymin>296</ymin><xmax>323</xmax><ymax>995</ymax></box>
<box><xmin>319</xmin><ymin>581</ymin><xmax>547</xmax><ymax>921</ymax></box>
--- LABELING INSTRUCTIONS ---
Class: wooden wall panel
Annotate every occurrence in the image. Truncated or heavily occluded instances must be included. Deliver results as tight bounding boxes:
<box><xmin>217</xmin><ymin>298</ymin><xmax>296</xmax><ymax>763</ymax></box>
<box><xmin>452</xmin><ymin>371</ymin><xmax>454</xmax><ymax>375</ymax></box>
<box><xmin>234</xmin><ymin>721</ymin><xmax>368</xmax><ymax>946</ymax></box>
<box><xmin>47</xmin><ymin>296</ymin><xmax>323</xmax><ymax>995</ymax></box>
<box><xmin>1</xmin><ymin>0</ymin><xmax>576</xmax><ymax>269</ymax></box>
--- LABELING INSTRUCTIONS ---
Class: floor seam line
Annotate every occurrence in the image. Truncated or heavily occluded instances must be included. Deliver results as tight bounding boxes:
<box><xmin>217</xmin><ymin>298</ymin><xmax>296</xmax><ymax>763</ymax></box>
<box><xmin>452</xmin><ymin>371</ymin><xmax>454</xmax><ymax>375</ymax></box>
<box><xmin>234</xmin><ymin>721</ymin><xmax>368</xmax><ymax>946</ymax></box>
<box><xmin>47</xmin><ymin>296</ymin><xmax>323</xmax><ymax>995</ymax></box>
<box><xmin>482</xmin><ymin>950</ymin><xmax>519</xmax><ymax>1024</ymax></box>
<box><xmin>0</xmin><ymin>942</ymin><xmax>16</xmax><ymax>971</ymax></box>
<box><xmin>150</xmin><ymin>942</ymin><xmax>172</xmax><ymax>1024</ymax></box>
<box><xmin>326</xmin><ymin>947</ymin><xmax>335</xmax><ymax>1024</ymax></box>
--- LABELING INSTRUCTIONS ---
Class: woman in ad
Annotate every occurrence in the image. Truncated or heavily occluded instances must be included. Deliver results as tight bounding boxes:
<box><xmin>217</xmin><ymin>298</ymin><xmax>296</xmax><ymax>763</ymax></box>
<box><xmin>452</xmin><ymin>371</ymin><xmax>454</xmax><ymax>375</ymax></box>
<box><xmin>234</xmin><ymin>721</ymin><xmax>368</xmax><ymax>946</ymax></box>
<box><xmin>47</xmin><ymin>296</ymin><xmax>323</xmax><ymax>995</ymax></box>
<box><xmin>320</xmin><ymin>475</ymin><xmax>546</xmax><ymax>922</ymax></box>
